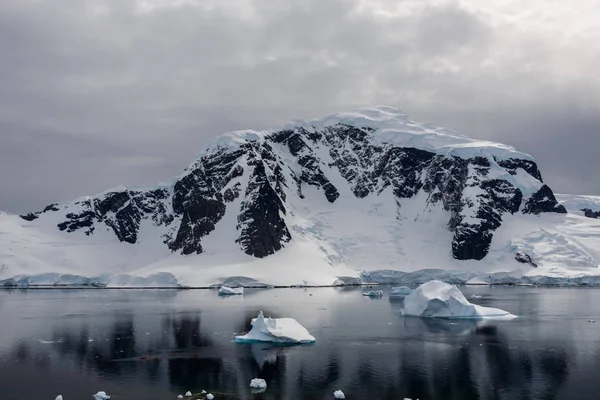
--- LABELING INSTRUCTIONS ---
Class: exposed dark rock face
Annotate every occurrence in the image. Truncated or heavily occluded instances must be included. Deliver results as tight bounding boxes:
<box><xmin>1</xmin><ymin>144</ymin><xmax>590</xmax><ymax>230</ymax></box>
<box><xmin>522</xmin><ymin>185</ymin><xmax>567</xmax><ymax>214</ymax></box>
<box><xmin>21</xmin><ymin>120</ymin><xmax>566</xmax><ymax>262</ymax></box>
<box><xmin>582</xmin><ymin>208</ymin><xmax>600</xmax><ymax>219</ymax></box>
<box><xmin>236</xmin><ymin>143</ymin><xmax>291</xmax><ymax>257</ymax></box>
<box><xmin>20</xmin><ymin>203</ymin><xmax>60</xmax><ymax>221</ymax></box>
<box><xmin>515</xmin><ymin>251</ymin><xmax>538</xmax><ymax>268</ymax></box>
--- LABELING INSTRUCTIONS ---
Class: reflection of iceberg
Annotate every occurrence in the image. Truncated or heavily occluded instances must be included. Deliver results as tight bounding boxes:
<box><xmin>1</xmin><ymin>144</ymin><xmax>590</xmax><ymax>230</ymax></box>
<box><xmin>403</xmin><ymin>280</ymin><xmax>516</xmax><ymax>320</ymax></box>
<box><xmin>235</xmin><ymin>311</ymin><xmax>315</xmax><ymax>343</ymax></box>
<box><xmin>403</xmin><ymin>314</ymin><xmax>495</xmax><ymax>335</ymax></box>
<box><xmin>250</xmin><ymin>343</ymin><xmax>279</xmax><ymax>369</ymax></box>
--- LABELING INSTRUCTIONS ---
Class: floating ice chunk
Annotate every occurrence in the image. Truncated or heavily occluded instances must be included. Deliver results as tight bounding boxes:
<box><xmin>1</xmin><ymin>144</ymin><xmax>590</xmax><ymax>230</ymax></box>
<box><xmin>55</xmin><ymin>396</ymin><xmax>63</xmax><ymax>400</ymax></box>
<box><xmin>390</xmin><ymin>286</ymin><xmax>412</xmax><ymax>297</ymax></box>
<box><xmin>334</xmin><ymin>390</ymin><xmax>345</xmax><ymax>399</ymax></box>
<box><xmin>201</xmin><ymin>390</ymin><xmax>206</xmax><ymax>394</ymax></box>
<box><xmin>250</xmin><ymin>378</ymin><xmax>267</xmax><ymax>390</ymax></box>
<box><xmin>403</xmin><ymin>280</ymin><xmax>516</xmax><ymax>320</ymax></box>
<box><xmin>235</xmin><ymin>311</ymin><xmax>315</xmax><ymax>343</ymax></box>
<box><xmin>470</xmin><ymin>294</ymin><xmax>482</xmax><ymax>299</ymax></box>
<box><xmin>363</xmin><ymin>290</ymin><xmax>383</xmax><ymax>297</ymax></box>
<box><xmin>218</xmin><ymin>286</ymin><xmax>244</xmax><ymax>296</ymax></box>
<box><xmin>589</xmin><ymin>319</ymin><xmax>596</xmax><ymax>323</ymax></box>
<box><xmin>206</xmin><ymin>394</ymin><xmax>214</xmax><ymax>400</ymax></box>
<box><xmin>185</xmin><ymin>391</ymin><xmax>192</xmax><ymax>396</ymax></box>
<box><xmin>177</xmin><ymin>396</ymin><xmax>183</xmax><ymax>399</ymax></box>
<box><xmin>93</xmin><ymin>392</ymin><xmax>110</xmax><ymax>400</ymax></box>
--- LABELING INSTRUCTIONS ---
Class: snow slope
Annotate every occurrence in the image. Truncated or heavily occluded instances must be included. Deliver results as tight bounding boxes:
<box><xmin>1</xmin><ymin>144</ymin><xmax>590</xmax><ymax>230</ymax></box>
<box><xmin>1</xmin><ymin>107</ymin><xmax>599</xmax><ymax>287</ymax></box>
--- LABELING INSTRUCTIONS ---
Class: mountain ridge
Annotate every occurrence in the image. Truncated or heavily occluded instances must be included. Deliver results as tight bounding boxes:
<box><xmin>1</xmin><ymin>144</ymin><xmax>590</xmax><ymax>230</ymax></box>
<box><xmin>2</xmin><ymin>106</ymin><xmax>597</xmax><ymax>287</ymax></box>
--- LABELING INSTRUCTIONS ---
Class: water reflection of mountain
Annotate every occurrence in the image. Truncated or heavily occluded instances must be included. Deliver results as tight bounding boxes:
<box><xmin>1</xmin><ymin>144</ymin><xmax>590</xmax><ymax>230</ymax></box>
<box><xmin>0</xmin><ymin>295</ymin><xmax>581</xmax><ymax>399</ymax></box>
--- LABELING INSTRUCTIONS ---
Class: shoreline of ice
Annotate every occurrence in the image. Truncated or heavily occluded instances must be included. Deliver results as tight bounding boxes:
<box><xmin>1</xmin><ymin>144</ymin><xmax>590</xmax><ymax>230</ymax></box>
<box><xmin>3</xmin><ymin>269</ymin><xmax>600</xmax><ymax>289</ymax></box>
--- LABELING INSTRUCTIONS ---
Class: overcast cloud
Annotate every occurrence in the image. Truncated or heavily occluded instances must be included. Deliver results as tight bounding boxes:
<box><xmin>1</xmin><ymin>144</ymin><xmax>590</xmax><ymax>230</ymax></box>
<box><xmin>1</xmin><ymin>0</ymin><xmax>599</xmax><ymax>213</ymax></box>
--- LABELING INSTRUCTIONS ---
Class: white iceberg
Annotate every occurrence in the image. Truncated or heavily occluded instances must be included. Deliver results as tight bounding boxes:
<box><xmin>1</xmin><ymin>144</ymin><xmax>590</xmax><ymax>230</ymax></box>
<box><xmin>334</xmin><ymin>390</ymin><xmax>345</xmax><ymax>399</ymax></box>
<box><xmin>93</xmin><ymin>392</ymin><xmax>110</xmax><ymax>400</ymax></box>
<box><xmin>55</xmin><ymin>396</ymin><xmax>63</xmax><ymax>400</ymax></box>
<box><xmin>363</xmin><ymin>289</ymin><xmax>383</xmax><ymax>297</ymax></box>
<box><xmin>177</xmin><ymin>396</ymin><xmax>183</xmax><ymax>399</ymax></box>
<box><xmin>403</xmin><ymin>280</ymin><xmax>516</xmax><ymax>320</ymax></box>
<box><xmin>218</xmin><ymin>286</ymin><xmax>244</xmax><ymax>295</ymax></box>
<box><xmin>250</xmin><ymin>378</ymin><xmax>267</xmax><ymax>390</ymax></box>
<box><xmin>185</xmin><ymin>391</ymin><xmax>192</xmax><ymax>397</ymax></box>
<box><xmin>235</xmin><ymin>311</ymin><xmax>315</xmax><ymax>343</ymax></box>
<box><xmin>206</xmin><ymin>394</ymin><xmax>214</xmax><ymax>400</ymax></box>
<box><xmin>390</xmin><ymin>286</ymin><xmax>412</xmax><ymax>297</ymax></box>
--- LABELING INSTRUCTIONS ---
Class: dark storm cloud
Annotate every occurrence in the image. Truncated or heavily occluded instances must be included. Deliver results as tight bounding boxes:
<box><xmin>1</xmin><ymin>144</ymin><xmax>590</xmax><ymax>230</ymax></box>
<box><xmin>1</xmin><ymin>0</ymin><xmax>599</xmax><ymax>213</ymax></box>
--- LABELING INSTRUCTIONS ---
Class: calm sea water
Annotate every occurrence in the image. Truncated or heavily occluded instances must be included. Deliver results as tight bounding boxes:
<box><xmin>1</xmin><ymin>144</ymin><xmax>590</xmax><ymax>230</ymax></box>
<box><xmin>1</xmin><ymin>286</ymin><xmax>599</xmax><ymax>400</ymax></box>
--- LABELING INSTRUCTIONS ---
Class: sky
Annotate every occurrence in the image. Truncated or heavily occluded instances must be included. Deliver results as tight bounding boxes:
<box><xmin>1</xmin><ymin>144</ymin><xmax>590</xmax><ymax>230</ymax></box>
<box><xmin>1</xmin><ymin>0</ymin><xmax>599</xmax><ymax>213</ymax></box>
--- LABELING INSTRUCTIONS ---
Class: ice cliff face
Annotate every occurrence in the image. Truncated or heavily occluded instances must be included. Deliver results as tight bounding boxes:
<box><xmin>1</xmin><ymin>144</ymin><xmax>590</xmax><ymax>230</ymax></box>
<box><xmin>19</xmin><ymin>107</ymin><xmax>566</xmax><ymax>262</ymax></box>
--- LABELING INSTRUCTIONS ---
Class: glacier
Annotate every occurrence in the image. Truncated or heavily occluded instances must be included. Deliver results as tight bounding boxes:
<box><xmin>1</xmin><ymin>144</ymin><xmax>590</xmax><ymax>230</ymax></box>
<box><xmin>1</xmin><ymin>106</ymin><xmax>599</xmax><ymax>287</ymax></box>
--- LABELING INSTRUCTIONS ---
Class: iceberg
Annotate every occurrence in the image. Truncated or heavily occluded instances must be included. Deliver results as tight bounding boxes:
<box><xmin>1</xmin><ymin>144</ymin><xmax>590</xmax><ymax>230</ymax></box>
<box><xmin>403</xmin><ymin>280</ymin><xmax>516</xmax><ymax>320</ymax></box>
<box><xmin>185</xmin><ymin>391</ymin><xmax>192</xmax><ymax>397</ymax></box>
<box><xmin>55</xmin><ymin>396</ymin><xmax>63</xmax><ymax>400</ymax></box>
<box><xmin>206</xmin><ymin>394</ymin><xmax>214</xmax><ymax>400</ymax></box>
<box><xmin>390</xmin><ymin>286</ymin><xmax>412</xmax><ymax>297</ymax></box>
<box><xmin>249</xmin><ymin>378</ymin><xmax>267</xmax><ymax>391</ymax></box>
<box><xmin>235</xmin><ymin>311</ymin><xmax>315</xmax><ymax>343</ymax></box>
<box><xmin>334</xmin><ymin>390</ymin><xmax>346</xmax><ymax>399</ymax></box>
<box><xmin>218</xmin><ymin>286</ymin><xmax>244</xmax><ymax>296</ymax></box>
<box><xmin>363</xmin><ymin>289</ymin><xmax>383</xmax><ymax>297</ymax></box>
<box><xmin>93</xmin><ymin>392</ymin><xmax>110</xmax><ymax>400</ymax></box>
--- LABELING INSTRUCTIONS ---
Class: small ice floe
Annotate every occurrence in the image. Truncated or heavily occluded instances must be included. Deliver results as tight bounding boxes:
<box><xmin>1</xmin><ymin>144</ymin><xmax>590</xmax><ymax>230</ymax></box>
<box><xmin>206</xmin><ymin>394</ymin><xmax>214</xmax><ymax>400</ymax></box>
<box><xmin>55</xmin><ymin>396</ymin><xmax>63</xmax><ymax>400</ymax></box>
<box><xmin>201</xmin><ymin>390</ymin><xmax>207</xmax><ymax>394</ymax></box>
<box><xmin>363</xmin><ymin>290</ymin><xmax>383</xmax><ymax>298</ymax></box>
<box><xmin>218</xmin><ymin>286</ymin><xmax>244</xmax><ymax>296</ymax></box>
<box><xmin>390</xmin><ymin>286</ymin><xmax>412</xmax><ymax>297</ymax></box>
<box><xmin>185</xmin><ymin>391</ymin><xmax>192</xmax><ymax>396</ymax></box>
<box><xmin>250</xmin><ymin>378</ymin><xmax>267</xmax><ymax>391</ymax></box>
<box><xmin>235</xmin><ymin>311</ymin><xmax>315</xmax><ymax>344</ymax></box>
<box><xmin>470</xmin><ymin>294</ymin><xmax>483</xmax><ymax>299</ymax></box>
<box><xmin>333</xmin><ymin>389</ymin><xmax>345</xmax><ymax>399</ymax></box>
<box><xmin>93</xmin><ymin>392</ymin><xmax>110</xmax><ymax>400</ymax></box>
<box><xmin>403</xmin><ymin>280</ymin><xmax>516</xmax><ymax>320</ymax></box>
<box><xmin>177</xmin><ymin>396</ymin><xmax>183</xmax><ymax>399</ymax></box>
<box><xmin>589</xmin><ymin>319</ymin><xmax>596</xmax><ymax>323</ymax></box>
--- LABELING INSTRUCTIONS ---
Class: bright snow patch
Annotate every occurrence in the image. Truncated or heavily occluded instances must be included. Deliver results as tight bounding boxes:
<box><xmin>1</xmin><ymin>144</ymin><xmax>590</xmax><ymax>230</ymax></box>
<box><xmin>403</xmin><ymin>280</ymin><xmax>516</xmax><ymax>319</ymax></box>
<box><xmin>334</xmin><ymin>390</ymin><xmax>346</xmax><ymax>399</ymax></box>
<box><xmin>218</xmin><ymin>286</ymin><xmax>244</xmax><ymax>295</ymax></box>
<box><xmin>390</xmin><ymin>286</ymin><xmax>412</xmax><ymax>297</ymax></box>
<box><xmin>235</xmin><ymin>311</ymin><xmax>315</xmax><ymax>343</ymax></box>
<box><xmin>250</xmin><ymin>378</ymin><xmax>267</xmax><ymax>390</ymax></box>
<box><xmin>93</xmin><ymin>392</ymin><xmax>110</xmax><ymax>400</ymax></box>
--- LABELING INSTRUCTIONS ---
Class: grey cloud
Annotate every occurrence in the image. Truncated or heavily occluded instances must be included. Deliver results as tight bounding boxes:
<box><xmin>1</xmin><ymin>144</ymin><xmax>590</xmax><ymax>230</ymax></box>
<box><xmin>0</xmin><ymin>0</ymin><xmax>599</xmax><ymax>213</ymax></box>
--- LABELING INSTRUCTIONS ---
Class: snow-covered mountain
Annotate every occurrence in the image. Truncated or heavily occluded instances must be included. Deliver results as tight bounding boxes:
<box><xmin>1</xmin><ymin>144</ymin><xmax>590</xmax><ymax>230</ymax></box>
<box><xmin>2</xmin><ymin>106</ymin><xmax>600</xmax><ymax>287</ymax></box>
